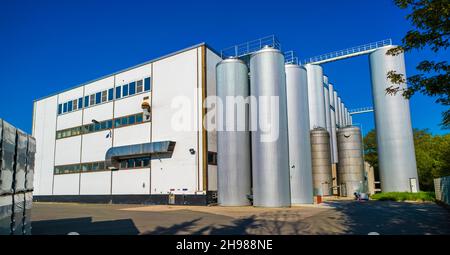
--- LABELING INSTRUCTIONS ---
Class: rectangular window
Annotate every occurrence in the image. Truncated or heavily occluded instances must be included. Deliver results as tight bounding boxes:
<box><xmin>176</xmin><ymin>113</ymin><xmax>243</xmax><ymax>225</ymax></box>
<box><xmin>144</xmin><ymin>77</ymin><xmax>151</xmax><ymax>91</ymax></box>
<box><xmin>114</xmin><ymin>118</ymin><xmax>121</xmax><ymax>128</ymax></box>
<box><xmin>106</xmin><ymin>120</ymin><xmax>113</xmax><ymax>129</ymax></box>
<box><xmin>73</xmin><ymin>99</ymin><xmax>78</xmax><ymax>111</ymax></box>
<box><xmin>120</xmin><ymin>161</ymin><xmax>127</xmax><ymax>169</ymax></box>
<box><xmin>78</xmin><ymin>98</ymin><xmax>83</xmax><ymax>109</ymax></box>
<box><xmin>101</xmin><ymin>90</ymin><xmax>107</xmax><ymax>103</ymax></box>
<box><xmin>136</xmin><ymin>80</ymin><xmax>143</xmax><ymax>93</ymax></box>
<box><xmin>208</xmin><ymin>152</ymin><xmax>217</xmax><ymax>165</ymax></box>
<box><xmin>100</xmin><ymin>121</ymin><xmax>106</xmax><ymax>130</ymax></box>
<box><xmin>129</xmin><ymin>82</ymin><xmax>136</xmax><ymax>95</ymax></box>
<box><xmin>116</xmin><ymin>86</ymin><xmax>122</xmax><ymax>99</ymax></box>
<box><xmin>143</xmin><ymin>158</ymin><xmax>150</xmax><ymax>167</ymax></box>
<box><xmin>108</xmin><ymin>88</ymin><xmax>114</xmax><ymax>101</ymax></box>
<box><xmin>136</xmin><ymin>114</ymin><xmax>143</xmax><ymax>123</ymax></box>
<box><xmin>58</xmin><ymin>104</ymin><xmax>62</xmax><ymax>115</ymax></box>
<box><xmin>95</xmin><ymin>92</ymin><xmax>102</xmax><ymax>104</ymax></box>
<box><xmin>123</xmin><ymin>84</ymin><xmax>129</xmax><ymax>97</ymax></box>
<box><xmin>94</xmin><ymin>122</ymin><xmax>101</xmax><ymax>131</ymax></box>
<box><xmin>121</xmin><ymin>116</ymin><xmax>128</xmax><ymax>126</ymax></box>
<box><xmin>128</xmin><ymin>115</ymin><xmax>136</xmax><ymax>125</ymax></box>
<box><xmin>90</xmin><ymin>94</ymin><xmax>95</xmax><ymax>105</ymax></box>
<box><xmin>82</xmin><ymin>163</ymin><xmax>91</xmax><ymax>172</ymax></box>
<box><xmin>84</xmin><ymin>96</ymin><xmax>89</xmax><ymax>107</ymax></box>
<box><xmin>67</xmin><ymin>101</ymin><xmax>73</xmax><ymax>112</ymax></box>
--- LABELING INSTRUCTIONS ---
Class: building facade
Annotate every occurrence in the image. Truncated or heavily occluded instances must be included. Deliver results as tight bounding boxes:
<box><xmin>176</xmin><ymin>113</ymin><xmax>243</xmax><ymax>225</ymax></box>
<box><xmin>32</xmin><ymin>43</ymin><xmax>222</xmax><ymax>205</ymax></box>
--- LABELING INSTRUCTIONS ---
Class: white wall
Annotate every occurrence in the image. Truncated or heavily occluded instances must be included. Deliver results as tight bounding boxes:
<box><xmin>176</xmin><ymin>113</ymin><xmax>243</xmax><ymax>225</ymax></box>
<box><xmin>80</xmin><ymin>171</ymin><xmax>111</xmax><ymax>195</ymax></box>
<box><xmin>32</xmin><ymin>96</ymin><xmax>58</xmax><ymax>195</ymax></box>
<box><xmin>112</xmin><ymin>169</ymin><xmax>150</xmax><ymax>194</ymax></box>
<box><xmin>151</xmin><ymin>48</ymin><xmax>200</xmax><ymax>195</ymax></box>
<box><xmin>53</xmin><ymin>174</ymin><xmax>80</xmax><ymax>195</ymax></box>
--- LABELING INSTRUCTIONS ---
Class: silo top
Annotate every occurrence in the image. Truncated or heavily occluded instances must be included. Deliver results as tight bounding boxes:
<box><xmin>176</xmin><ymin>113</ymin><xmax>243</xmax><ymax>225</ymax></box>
<box><xmin>251</xmin><ymin>46</ymin><xmax>282</xmax><ymax>57</ymax></box>
<box><xmin>216</xmin><ymin>57</ymin><xmax>246</xmax><ymax>68</ymax></box>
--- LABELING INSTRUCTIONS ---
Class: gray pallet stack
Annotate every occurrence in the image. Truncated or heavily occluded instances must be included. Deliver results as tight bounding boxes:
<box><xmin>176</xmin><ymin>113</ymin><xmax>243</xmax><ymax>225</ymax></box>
<box><xmin>0</xmin><ymin>118</ymin><xmax>35</xmax><ymax>235</ymax></box>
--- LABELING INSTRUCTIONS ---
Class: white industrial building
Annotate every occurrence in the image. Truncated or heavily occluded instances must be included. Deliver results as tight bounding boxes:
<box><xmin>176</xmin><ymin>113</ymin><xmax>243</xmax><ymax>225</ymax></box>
<box><xmin>32</xmin><ymin>43</ymin><xmax>222</xmax><ymax>205</ymax></box>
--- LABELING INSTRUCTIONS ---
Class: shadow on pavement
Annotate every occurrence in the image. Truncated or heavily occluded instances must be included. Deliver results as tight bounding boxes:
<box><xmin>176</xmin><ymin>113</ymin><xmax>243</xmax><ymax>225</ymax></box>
<box><xmin>324</xmin><ymin>200</ymin><xmax>450</xmax><ymax>235</ymax></box>
<box><xmin>32</xmin><ymin>217</ymin><xmax>140</xmax><ymax>235</ymax></box>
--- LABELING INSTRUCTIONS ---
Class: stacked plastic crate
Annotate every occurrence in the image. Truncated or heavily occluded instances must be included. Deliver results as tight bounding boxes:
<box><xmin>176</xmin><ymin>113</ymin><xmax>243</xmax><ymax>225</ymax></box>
<box><xmin>0</xmin><ymin>119</ymin><xmax>35</xmax><ymax>235</ymax></box>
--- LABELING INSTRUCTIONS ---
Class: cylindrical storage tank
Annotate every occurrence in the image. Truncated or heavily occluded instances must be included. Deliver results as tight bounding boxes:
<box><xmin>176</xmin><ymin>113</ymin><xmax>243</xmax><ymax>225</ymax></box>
<box><xmin>285</xmin><ymin>64</ymin><xmax>314</xmax><ymax>204</ymax></box>
<box><xmin>369</xmin><ymin>46</ymin><xmax>419</xmax><ymax>192</ymax></box>
<box><xmin>336</xmin><ymin>96</ymin><xmax>342</xmax><ymax>127</ymax></box>
<box><xmin>333</xmin><ymin>91</ymin><xmax>339</xmax><ymax>127</ymax></box>
<box><xmin>329</xmin><ymin>84</ymin><xmax>338</xmax><ymax>164</ymax></box>
<box><xmin>216</xmin><ymin>58</ymin><xmax>251</xmax><ymax>206</ymax></box>
<box><xmin>310</xmin><ymin>128</ymin><xmax>333</xmax><ymax>196</ymax></box>
<box><xmin>304</xmin><ymin>64</ymin><xmax>326</xmax><ymax>129</ymax></box>
<box><xmin>340</xmin><ymin>101</ymin><xmax>345</xmax><ymax>127</ymax></box>
<box><xmin>337</xmin><ymin>126</ymin><xmax>365</xmax><ymax>197</ymax></box>
<box><xmin>323</xmin><ymin>85</ymin><xmax>333</xmax><ymax>164</ymax></box>
<box><xmin>250</xmin><ymin>47</ymin><xmax>291</xmax><ymax>207</ymax></box>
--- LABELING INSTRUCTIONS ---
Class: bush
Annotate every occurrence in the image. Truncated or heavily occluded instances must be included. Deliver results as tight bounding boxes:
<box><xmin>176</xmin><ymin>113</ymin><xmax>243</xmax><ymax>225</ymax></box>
<box><xmin>370</xmin><ymin>192</ymin><xmax>436</xmax><ymax>202</ymax></box>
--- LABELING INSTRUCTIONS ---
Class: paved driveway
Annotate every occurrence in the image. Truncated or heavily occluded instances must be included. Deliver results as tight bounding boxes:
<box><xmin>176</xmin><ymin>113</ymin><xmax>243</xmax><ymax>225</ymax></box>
<box><xmin>31</xmin><ymin>201</ymin><xmax>450</xmax><ymax>235</ymax></box>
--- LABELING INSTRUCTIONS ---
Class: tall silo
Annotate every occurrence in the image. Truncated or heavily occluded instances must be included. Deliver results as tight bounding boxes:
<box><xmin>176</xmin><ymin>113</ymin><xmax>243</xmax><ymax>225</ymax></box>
<box><xmin>285</xmin><ymin>64</ymin><xmax>314</xmax><ymax>204</ymax></box>
<box><xmin>340</xmin><ymin>101</ymin><xmax>345</xmax><ymax>127</ymax></box>
<box><xmin>328</xmin><ymin>84</ymin><xmax>338</xmax><ymax>164</ymax></box>
<box><xmin>337</xmin><ymin>96</ymin><xmax>342</xmax><ymax>127</ymax></box>
<box><xmin>337</xmin><ymin>126</ymin><xmax>365</xmax><ymax>197</ymax></box>
<box><xmin>333</xmin><ymin>91</ymin><xmax>339</xmax><ymax>128</ymax></box>
<box><xmin>304</xmin><ymin>64</ymin><xmax>326</xmax><ymax>129</ymax></box>
<box><xmin>250</xmin><ymin>46</ymin><xmax>291</xmax><ymax>207</ymax></box>
<box><xmin>310</xmin><ymin>128</ymin><xmax>333</xmax><ymax>196</ymax></box>
<box><xmin>369</xmin><ymin>46</ymin><xmax>419</xmax><ymax>192</ymax></box>
<box><xmin>216</xmin><ymin>58</ymin><xmax>252</xmax><ymax>206</ymax></box>
<box><xmin>323</xmin><ymin>85</ymin><xmax>334</xmax><ymax>164</ymax></box>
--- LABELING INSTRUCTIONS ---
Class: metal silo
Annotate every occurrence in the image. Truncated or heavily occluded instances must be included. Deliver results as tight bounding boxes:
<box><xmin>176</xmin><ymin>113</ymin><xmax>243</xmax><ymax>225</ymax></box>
<box><xmin>216</xmin><ymin>58</ymin><xmax>252</xmax><ymax>206</ymax></box>
<box><xmin>337</xmin><ymin>96</ymin><xmax>342</xmax><ymax>127</ymax></box>
<box><xmin>310</xmin><ymin>128</ymin><xmax>333</xmax><ymax>196</ymax></box>
<box><xmin>304</xmin><ymin>64</ymin><xmax>326</xmax><ymax>129</ymax></box>
<box><xmin>323</xmin><ymin>84</ymin><xmax>333</xmax><ymax>163</ymax></box>
<box><xmin>369</xmin><ymin>46</ymin><xmax>419</xmax><ymax>192</ymax></box>
<box><xmin>337</xmin><ymin>126</ymin><xmax>365</xmax><ymax>197</ymax></box>
<box><xmin>329</xmin><ymin>84</ymin><xmax>338</xmax><ymax>164</ymax></box>
<box><xmin>250</xmin><ymin>46</ymin><xmax>291</xmax><ymax>207</ymax></box>
<box><xmin>333</xmin><ymin>91</ymin><xmax>339</xmax><ymax>128</ymax></box>
<box><xmin>340</xmin><ymin>101</ymin><xmax>345</xmax><ymax>127</ymax></box>
<box><xmin>285</xmin><ymin>64</ymin><xmax>314</xmax><ymax>204</ymax></box>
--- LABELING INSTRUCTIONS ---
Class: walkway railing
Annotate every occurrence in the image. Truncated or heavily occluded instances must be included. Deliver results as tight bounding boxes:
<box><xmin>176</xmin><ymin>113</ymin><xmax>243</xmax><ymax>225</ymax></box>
<box><xmin>220</xmin><ymin>35</ymin><xmax>281</xmax><ymax>58</ymax></box>
<box><xmin>349</xmin><ymin>106</ymin><xmax>374</xmax><ymax>115</ymax></box>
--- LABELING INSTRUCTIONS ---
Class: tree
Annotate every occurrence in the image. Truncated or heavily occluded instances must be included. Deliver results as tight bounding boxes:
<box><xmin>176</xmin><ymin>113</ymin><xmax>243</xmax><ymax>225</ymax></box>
<box><xmin>363</xmin><ymin>128</ymin><xmax>450</xmax><ymax>191</ymax></box>
<box><xmin>386</xmin><ymin>0</ymin><xmax>450</xmax><ymax>128</ymax></box>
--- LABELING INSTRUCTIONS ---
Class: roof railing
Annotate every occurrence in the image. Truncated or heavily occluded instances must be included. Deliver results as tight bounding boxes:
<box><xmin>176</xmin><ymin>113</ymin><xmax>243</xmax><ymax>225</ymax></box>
<box><xmin>220</xmin><ymin>35</ymin><xmax>281</xmax><ymax>58</ymax></box>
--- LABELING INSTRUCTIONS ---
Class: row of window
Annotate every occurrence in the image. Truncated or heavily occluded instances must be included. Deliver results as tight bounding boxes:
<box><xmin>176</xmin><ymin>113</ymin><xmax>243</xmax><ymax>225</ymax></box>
<box><xmin>54</xmin><ymin>157</ymin><xmax>152</xmax><ymax>175</ymax></box>
<box><xmin>57</xmin><ymin>77</ymin><xmax>151</xmax><ymax>115</ymax></box>
<box><xmin>55</xmin><ymin>152</ymin><xmax>217</xmax><ymax>175</ymax></box>
<box><xmin>56</xmin><ymin>113</ymin><xmax>146</xmax><ymax>139</ymax></box>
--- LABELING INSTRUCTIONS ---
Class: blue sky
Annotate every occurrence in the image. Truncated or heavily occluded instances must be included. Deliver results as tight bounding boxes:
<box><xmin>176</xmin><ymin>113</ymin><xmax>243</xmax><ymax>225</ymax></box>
<box><xmin>0</xmin><ymin>0</ymin><xmax>448</xmax><ymax>136</ymax></box>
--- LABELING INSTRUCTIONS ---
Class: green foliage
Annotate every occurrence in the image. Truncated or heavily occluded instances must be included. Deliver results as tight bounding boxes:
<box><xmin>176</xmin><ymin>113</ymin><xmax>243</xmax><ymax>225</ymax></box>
<box><xmin>363</xmin><ymin>128</ymin><xmax>450</xmax><ymax>191</ymax></box>
<box><xmin>387</xmin><ymin>0</ymin><xmax>450</xmax><ymax>128</ymax></box>
<box><xmin>370</xmin><ymin>191</ymin><xmax>436</xmax><ymax>202</ymax></box>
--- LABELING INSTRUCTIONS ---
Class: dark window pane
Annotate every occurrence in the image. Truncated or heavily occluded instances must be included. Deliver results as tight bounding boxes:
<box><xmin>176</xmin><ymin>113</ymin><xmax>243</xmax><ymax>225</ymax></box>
<box><xmin>94</xmin><ymin>123</ymin><xmax>101</xmax><ymax>131</ymax></box>
<box><xmin>114</xmin><ymin>119</ymin><xmax>121</xmax><ymax>128</ymax></box>
<box><xmin>58</xmin><ymin>104</ymin><xmax>62</xmax><ymax>114</ymax></box>
<box><xmin>121</xmin><ymin>117</ymin><xmax>128</xmax><ymax>125</ymax></box>
<box><xmin>108</xmin><ymin>88</ymin><xmax>114</xmax><ymax>101</ymax></box>
<box><xmin>63</xmin><ymin>103</ymin><xmax>68</xmax><ymax>113</ymax></box>
<box><xmin>129</xmin><ymin>115</ymin><xmax>136</xmax><ymax>125</ymax></box>
<box><xmin>120</xmin><ymin>161</ymin><xmax>127</xmax><ymax>169</ymax></box>
<box><xmin>100</xmin><ymin>121</ymin><xmax>107</xmax><ymax>130</ymax></box>
<box><xmin>92</xmin><ymin>162</ymin><xmax>99</xmax><ymax>171</ymax></box>
<box><xmin>116</xmin><ymin>86</ymin><xmax>122</xmax><ymax>99</ymax></box>
<box><xmin>143</xmin><ymin>158</ymin><xmax>150</xmax><ymax>167</ymax></box>
<box><xmin>129</xmin><ymin>82</ymin><xmax>136</xmax><ymax>95</ymax></box>
<box><xmin>84</xmin><ymin>96</ymin><xmax>89</xmax><ymax>107</ymax></box>
<box><xmin>95</xmin><ymin>92</ymin><xmax>102</xmax><ymax>104</ymax></box>
<box><xmin>123</xmin><ymin>84</ymin><xmax>129</xmax><ymax>97</ymax></box>
<box><xmin>98</xmin><ymin>162</ymin><xmax>105</xmax><ymax>170</ymax></box>
<box><xmin>144</xmin><ymin>77</ymin><xmax>151</xmax><ymax>91</ymax></box>
<box><xmin>78</xmin><ymin>98</ymin><xmax>83</xmax><ymax>109</ymax></box>
<box><xmin>127</xmin><ymin>159</ymin><xmax>135</xmax><ymax>168</ymax></box>
<box><xmin>107</xmin><ymin>120</ymin><xmax>113</xmax><ymax>129</ymax></box>
<box><xmin>68</xmin><ymin>101</ymin><xmax>73</xmax><ymax>112</ymax></box>
<box><xmin>136</xmin><ymin>114</ymin><xmax>143</xmax><ymax>123</ymax></box>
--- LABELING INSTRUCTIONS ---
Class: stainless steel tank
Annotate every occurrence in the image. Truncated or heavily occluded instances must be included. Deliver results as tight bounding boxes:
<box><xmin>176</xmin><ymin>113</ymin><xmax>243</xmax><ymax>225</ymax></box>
<box><xmin>336</xmin><ymin>96</ymin><xmax>342</xmax><ymax>127</ymax></box>
<box><xmin>323</xmin><ymin>84</ymin><xmax>334</xmax><ymax>165</ymax></box>
<box><xmin>216</xmin><ymin>58</ymin><xmax>252</xmax><ymax>206</ymax></box>
<box><xmin>304</xmin><ymin>64</ymin><xmax>326</xmax><ymax>129</ymax></box>
<box><xmin>340</xmin><ymin>101</ymin><xmax>345</xmax><ymax>127</ymax></box>
<box><xmin>333</xmin><ymin>91</ymin><xmax>339</xmax><ymax>128</ymax></box>
<box><xmin>369</xmin><ymin>45</ymin><xmax>419</xmax><ymax>192</ymax></box>
<box><xmin>285</xmin><ymin>64</ymin><xmax>314</xmax><ymax>204</ymax></box>
<box><xmin>250</xmin><ymin>46</ymin><xmax>291</xmax><ymax>207</ymax></box>
<box><xmin>337</xmin><ymin>126</ymin><xmax>365</xmax><ymax>197</ymax></box>
<box><xmin>310</xmin><ymin>127</ymin><xmax>333</xmax><ymax>196</ymax></box>
<box><xmin>329</xmin><ymin>84</ymin><xmax>339</xmax><ymax>164</ymax></box>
